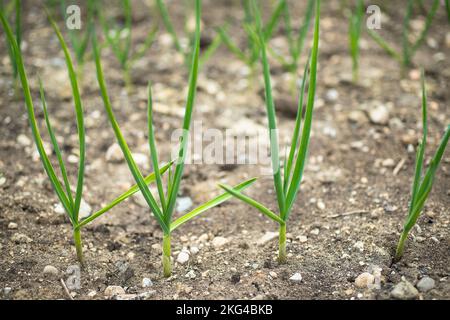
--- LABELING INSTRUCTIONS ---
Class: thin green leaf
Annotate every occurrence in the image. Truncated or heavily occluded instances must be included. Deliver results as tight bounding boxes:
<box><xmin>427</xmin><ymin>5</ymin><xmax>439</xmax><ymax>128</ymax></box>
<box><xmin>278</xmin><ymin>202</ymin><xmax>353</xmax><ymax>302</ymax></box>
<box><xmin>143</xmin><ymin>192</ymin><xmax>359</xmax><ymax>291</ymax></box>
<box><xmin>92</xmin><ymin>27</ymin><xmax>169</xmax><ymax>234</ymax></box>
<box><xmin>404</xmin><ymin>126</ymin><xmax>449</xmax><ymax>232</ymax></box>
<box><xmin>283</xmin><ymin>54</ymin><xmax>310</xmax><ymax>193</ymax></box>
<box><xmin>367</xmin><ymin>29</ymin><xmax>402</xmax><ymax>63</ymax></box>
<box><xmin>165</xmin><ymin>0</ymin><xmax>201</xmax><ymax>223</ymax></box>
<box><xmin>47</xmin><ymin>12</ymin><xmax>86</xmax><ymax>222</ymax></box>
<box><xmin>411</xmin><ymin>0</ymin><xmax>439</xmax><ymax>55</ymax></box>
<box><xmin>170</xmin><ymin>178</ymin><xmax>257</xmax><ymax>232</ymax></box>
<box><xmin>217</xmin><ymin>26</ymin><xmax>249</xmax><ymax>63</ymax></box>
<box><xmin>156</xmin><ymin>0</ymin><xmax>183</xmax><ymax>53</ymax></box>
<box><xmin>408</xmin><ymin>70</ymin><xmax>427</xmax><ymax>212</ymax></box>
<box><xmin>39</xmin><ymin>78</ymin><xmax>74</xmax><ymax>212</ymax></box>
<box><xmin>252</xmin><ymin>0</ymin><xmax>285</xmax><ymax>215</ymax></box>
<box><xmin>218</xmin><ymin>183</ymin><xmax>284</xmax><ymax>224</ymax></box>
<box><xmin>0</xmin><ymin>11</ymin><xmax>73</xmax><ymax>222</ymax></box>
<box><xmin>294</xmin><ymin>0</ymin><xmax>314</xmax><ymax>61</ymax></box>
<box><xmin>263</xmin><ymin>0</ymin><xmax>286</xmax><ymax>41</ymax></box>
<box><xmin>147</xmin><ymin>82</ymin><xmax>166</xmax><ymax>212</ymax></box>
<box><xmin>199</xmin><ymin>31</ymin><xmax>222</xmax><ymax>69</ymax></box>
<box><xmin>284</xmin><ymin>0</ymin><xmax>320</xmax><ymax>218</ymax></box>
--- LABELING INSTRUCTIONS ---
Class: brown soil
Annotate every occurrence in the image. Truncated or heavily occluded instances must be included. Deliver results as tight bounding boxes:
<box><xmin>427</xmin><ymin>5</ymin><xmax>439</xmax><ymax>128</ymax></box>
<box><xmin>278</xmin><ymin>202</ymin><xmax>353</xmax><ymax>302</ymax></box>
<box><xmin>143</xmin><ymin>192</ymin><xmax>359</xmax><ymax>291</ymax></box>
<box><xmin>0</xmin><ymin>0</ymin><xmax>449</xmax><ymax>300</ymax></box>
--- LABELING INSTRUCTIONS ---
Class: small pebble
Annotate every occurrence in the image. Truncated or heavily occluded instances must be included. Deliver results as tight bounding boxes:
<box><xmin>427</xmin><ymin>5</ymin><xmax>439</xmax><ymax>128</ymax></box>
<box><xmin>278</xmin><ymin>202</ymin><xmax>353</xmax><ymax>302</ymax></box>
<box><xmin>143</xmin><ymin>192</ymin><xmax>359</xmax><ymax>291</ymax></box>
<box><xmin>185</xmin><ymin>270</ymin><xmax>196</xmax><ymax>279</ymax></box>
<box><xmin>105</xmin><ymin>143</ymin><xmax>123</xmax><ymax>163</ymax></box>
<box><xmin>289</xmin><ymin>273</ymin><xmax>302</xmax><ymax>282</ymax></box>
<box><xmin>176</xmin><ymin>250</ymin><xmax>190</xmax><ymax>265</ymax></box>
<box><xmin>104</xmin><ymin>286</ymin><xmax>126</xmax><ymax>297</ymax></box>
<box><xmin>354</xmin><ymin>272</ymin><xmax>375</xmax><ymax>289</ymax></box>
<box><xmin>8</xmin><ymin>222</ymin><xmax>18</xmax><ymax>230</ymax></box>
<box><xmin>269</xmin><ymin>271</ymin><xmax>278</xmax><ymax>279</ymax></box>
<box><xmin>43</xmin><ymin>265</ymin><xmax>59</xmax><ymax>278</ymax></box>
<box><xmin>368</xmin><ymin>105</ymin><xmax>389</xmax><ymax>125</ymax></box>
<box><xmin>17</xmin><ymin>134</ymin><xmax>31</xmax><ymax>146</ymax></box>
<box><xmin>391</xmin><ymin>280</ymin><xmax>419</xmax><ymax>300</ymax></box>
<box><xmin>142</xmin><ymin>278</ymin><xmax>153</xmax><ymax>288</ymax></box>
<box><xmin>382</xmin><ymin>158</ymin><xmax>395</xmax><ymax>168</ymax></box>
<box><xmin>190</xmin><ymin>246</ymin><xmax>199</xmax><ymax>255</ymax></box>
<box><xmin>211</xmin><ymin>236</ymin><xmax>229</xmax><ymax>248</ymax></box>
<box><xmin>416</xmin><ymin>277</ymin><xmax>435</xmax><ymax>293</ymax></box>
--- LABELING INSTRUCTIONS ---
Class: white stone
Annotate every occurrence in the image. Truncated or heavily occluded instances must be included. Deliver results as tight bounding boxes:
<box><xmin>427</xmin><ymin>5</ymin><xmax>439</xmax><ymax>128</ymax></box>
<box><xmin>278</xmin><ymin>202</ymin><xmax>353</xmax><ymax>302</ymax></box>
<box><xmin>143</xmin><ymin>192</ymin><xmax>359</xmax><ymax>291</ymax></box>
<box><xmin>211</xmin><ymin>236</ymin><xmax>229</xmax><ymax>248</ymax></box>
<box><xmin>176</xmin><ymin>197</ymin><xmax>193</xmax><ymax>213</ymax></box>
<box><xmin>190</xmin><ymin>246</ymin><xmax>199</xmax><ymax>255</ymax></box>
<box><xmin>353</xmin><ymin>241</ymin><xmax>364</xmax><ymax>252</ymax></box>
<box><xmin>79</xmin><ymin>198</ymin><xmax>92</xmax><ymax>219</ymax></box>
<box><xmin>105</xmin><ymin>143</ymin><xmax>123</xmax><ymax>163</ymax></box>
<box><xmin>8</xmin><ymin>222</ymin><xmax>18</xmax><ymax>230</ymax></box>
<box><xmin>53</xmin><ymin>203</ymin><xmax>65</xmax><ymax>214</ymax></box>
<box><xmin>177</xmin><ymin>250</ymin><xmax>190</xmax><ymax>265</ymax></box>
<box><xmin>289</xmin><ymin>273</ymin><xmax>302</xmax><ymax>282</ymax></box>
<box><xmin>142</xmin><ymin>278</ymin><xmax>153</xmax><ymax>288</ymax></box>
<box><xmin>382</xmin><ymin>158</ymin><xmax>395</xmax><ymax>168</ymax></box>
<box><xmin>368</xmin><ymin>105</ymin><xmax>389</xmax><ymax>125</ymax></box>
<box><xmin>17</xmin><ymin>134</ymin><xmax>31</xmax><ymax>146</ymax></box>
<box><xmin>132</xmin><ymin>153</ymin><xmax>149</xmax><ymax>169</ymax></box>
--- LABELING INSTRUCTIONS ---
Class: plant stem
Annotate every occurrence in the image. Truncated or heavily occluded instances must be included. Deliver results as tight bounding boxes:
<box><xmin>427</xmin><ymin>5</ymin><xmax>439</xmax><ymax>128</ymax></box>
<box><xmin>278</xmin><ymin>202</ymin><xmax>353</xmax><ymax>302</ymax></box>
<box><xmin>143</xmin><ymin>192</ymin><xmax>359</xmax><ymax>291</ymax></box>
<box><xmin>73</xmin><ymin>228</ymin><xmax>84</xmax><ymax>266</ymax></box>
<box><xmin>278</xmin><ymin>223</ymin><xmax>287</xmax><ymax>263</ymax></box>
<box><xmin>162</xmin><ymin>233</ymin><xmax>171</xmax><ymax>277</ymax></box>
<box><xmin>394</xmin><ymin>230</ymin><xmax>408</xmax><ymax>262</ymax></box>
<box><xmin>124</xmin><ymin>65</ymin><xmax>133</xmax><ymax>95</ymax></box>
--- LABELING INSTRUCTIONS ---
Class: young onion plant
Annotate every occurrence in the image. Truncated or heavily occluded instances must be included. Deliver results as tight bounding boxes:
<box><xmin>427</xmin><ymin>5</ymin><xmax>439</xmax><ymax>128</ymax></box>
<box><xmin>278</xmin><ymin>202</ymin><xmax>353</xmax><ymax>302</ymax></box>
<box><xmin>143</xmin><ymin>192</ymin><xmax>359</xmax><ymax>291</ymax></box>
<box><xmin>0</xmin><ymin>10</ymin><xmax>171</xmax><ymax>265</ymax></box>
<box><xmin>394</xmin><ymin>71</ymin><xmax>450</xmax><ymax>262</ymax></box>
<box><xmin>348</xmin><ymin>0</ymin><xmax>363</xmax><ymax>83</ymax></box>
<box><xmin>155</xmin><ymin>0</ymin><xmax>222</xmax><ymax>69</ymax></box>
<box><xmin>93</xmin><ymin>0</ymin><xmax>256</xmax><ymax>277</ymax></box>
<box><xmin>219</xmin><ymin>0</ymin><xmax>320</xmax><ymax>263</ymax></box>
<box><xmin>100</xmin><ymin>0</ymin><xmax>158</xmax><ymax>91</ymax></box>
<box><xmin>217</xmin><ymin>0</ymin><xmax>285</xmax><ymax>74</ymax></box>
<box><xmin>367</xmin><ymin>0</ymin><xmax>439</xmax><ymax>72</ymax></box>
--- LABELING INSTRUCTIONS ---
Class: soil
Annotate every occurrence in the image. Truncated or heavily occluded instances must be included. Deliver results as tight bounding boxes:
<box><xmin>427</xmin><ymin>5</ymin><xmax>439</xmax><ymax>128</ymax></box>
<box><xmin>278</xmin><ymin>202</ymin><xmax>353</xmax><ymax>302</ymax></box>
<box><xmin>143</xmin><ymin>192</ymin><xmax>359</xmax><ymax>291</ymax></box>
<box><xmin>0</xmin><ymin>0</ymin><xmax>449</xmax><ymax>300</ymax></box>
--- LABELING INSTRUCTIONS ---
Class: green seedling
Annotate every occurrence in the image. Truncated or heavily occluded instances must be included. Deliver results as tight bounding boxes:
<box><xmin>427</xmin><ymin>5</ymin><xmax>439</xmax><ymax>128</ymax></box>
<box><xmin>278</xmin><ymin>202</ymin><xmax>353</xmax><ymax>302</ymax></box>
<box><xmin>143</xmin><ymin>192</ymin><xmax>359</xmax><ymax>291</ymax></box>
<box><xmin>367</xmin><ymin>0</ymin><xmax>439</xmax><ymax>72</ymax></box>
<box><xmin>394</xmin><ymin>71</ymin><xmax>450</xmax><ymax>262</ymax></box>
<box><xmin>100</xmin><ymin>0</ymin><xmax>158</xmax><ymax>91</ymax></box>
<box><xmin>156</xmin><ymin>0</ymin><xmax>222</xmax><ymax>69</ymax></box>
<box><xmin>348</xmin><ymin>0</ymin><xmax>363</xmax><ymax>83</ymax></box>
<box><xmin>217</xmin><ymin>0</ymin><xmax>285</xmax><ymax>74</ymax></box>
<box><xmin>0</xmin><ymin>10</ymin><xmax>171</xmax><ymax>265</ymax></box>
<box><xmin>219</xmin><ymin>0</ymin><xmax>320</xmax><ymax>263</ymax></box>
<box><xmin>93</xmin><ymin>0</ymin><xmax>256</xmax><ymax>277</ymax></box>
